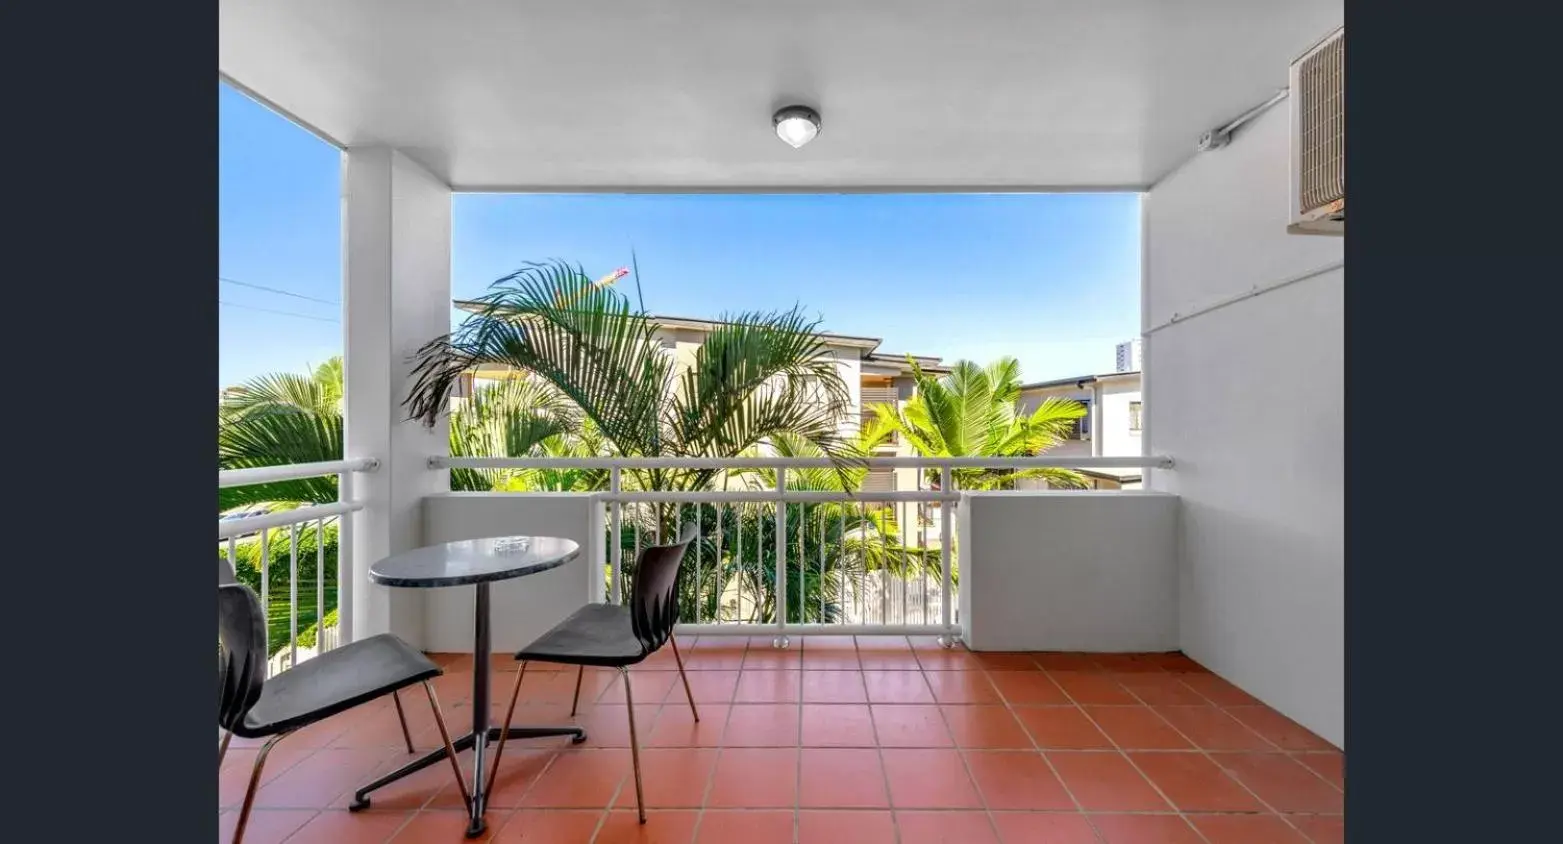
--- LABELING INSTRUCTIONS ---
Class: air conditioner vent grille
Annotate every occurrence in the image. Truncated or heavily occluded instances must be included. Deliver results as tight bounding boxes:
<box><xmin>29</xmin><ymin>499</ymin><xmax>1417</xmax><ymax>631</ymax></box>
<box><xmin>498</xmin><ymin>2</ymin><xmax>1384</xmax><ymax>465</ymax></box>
<box><xmin>1297</xmin><ymin>34</ymin><xmax>1344</xmax><ymax>215</ymax></box>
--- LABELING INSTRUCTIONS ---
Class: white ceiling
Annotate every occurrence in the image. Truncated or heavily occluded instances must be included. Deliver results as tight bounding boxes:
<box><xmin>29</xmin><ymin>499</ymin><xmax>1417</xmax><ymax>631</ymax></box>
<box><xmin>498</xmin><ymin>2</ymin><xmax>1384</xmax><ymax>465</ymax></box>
<box><xmin>219</xmin><ymin>0</ymin><xmax>1342</xmax><ymax>191</ymax></box>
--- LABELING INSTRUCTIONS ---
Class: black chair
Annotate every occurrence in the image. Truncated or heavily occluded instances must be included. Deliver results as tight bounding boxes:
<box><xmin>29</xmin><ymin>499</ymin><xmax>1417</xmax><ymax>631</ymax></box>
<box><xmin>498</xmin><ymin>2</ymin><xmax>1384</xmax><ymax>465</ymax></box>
<box><xmin>489</xmin><ymin>523</ymin><xmax>700</xmax><ymax>823</ymax></box>
<box><xmin>218</xmin><ymin>583</ymin><xmax>470</xmax><ymax>844</ymax></box>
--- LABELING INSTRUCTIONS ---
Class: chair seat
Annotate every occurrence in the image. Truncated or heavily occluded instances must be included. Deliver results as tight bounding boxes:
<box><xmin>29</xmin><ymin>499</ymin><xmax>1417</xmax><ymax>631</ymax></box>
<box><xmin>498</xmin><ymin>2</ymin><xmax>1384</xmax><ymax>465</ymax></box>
<box><xmin>237</xmin><ymin>633</ymin><xmax>440</xmax><ymax>738</ymax></box>
<box><xmin>516</xmin><ymin>603</ymin><xmax>648</xmax><ymax>667</ymax></box>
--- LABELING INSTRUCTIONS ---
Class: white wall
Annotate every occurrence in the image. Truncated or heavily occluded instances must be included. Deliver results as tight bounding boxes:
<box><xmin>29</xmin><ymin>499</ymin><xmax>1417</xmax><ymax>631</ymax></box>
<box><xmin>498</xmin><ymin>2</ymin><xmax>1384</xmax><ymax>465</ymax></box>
<box><xmin>343</xmin><ymin>147</ymin><xmax>452</xmax><ymax>648</ymax></box>
<box><xmin>421</xmin><ymin>493</ymin><xmax>599</xmax><ymax>653</ymax></box>
<box><xmin>1145</xmin><ymin>103</ymin><xmax>1344</xmax><ymax>747</ymax></box>
<box><xmin>1097</xmin><ymin>380</ymin><xmax>1142</xmax><ymax>459</ymax></box>
<box><xmin>958</xmin><ymin>491</ymin><xmax>1179</xmax><ymax>652</ymax></box>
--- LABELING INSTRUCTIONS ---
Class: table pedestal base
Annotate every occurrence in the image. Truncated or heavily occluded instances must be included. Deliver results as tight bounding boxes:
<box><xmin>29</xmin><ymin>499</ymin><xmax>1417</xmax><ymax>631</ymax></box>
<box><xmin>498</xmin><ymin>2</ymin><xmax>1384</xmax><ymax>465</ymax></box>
<box><xmin>348</xmin><ymin>724</ymin><xmax>587</xmax><ymax>836</ymax></box>
<box><xmin>349</xmin><ymin>582</ymin><xmax>584</xmax><ymax>838</ymax></box>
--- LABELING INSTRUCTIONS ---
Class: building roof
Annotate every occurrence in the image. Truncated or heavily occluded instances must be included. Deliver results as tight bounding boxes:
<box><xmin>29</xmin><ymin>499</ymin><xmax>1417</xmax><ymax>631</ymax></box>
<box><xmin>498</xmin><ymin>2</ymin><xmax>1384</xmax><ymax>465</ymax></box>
<box><xmin>1020</xmin><ymin>370</ymin><xmax>1141</xmax><ymax>391</ymax></box>
<box><xmin>453</xmin><ymin>299</ymin><xmax>945</xmax><ymax>372</ymax></box>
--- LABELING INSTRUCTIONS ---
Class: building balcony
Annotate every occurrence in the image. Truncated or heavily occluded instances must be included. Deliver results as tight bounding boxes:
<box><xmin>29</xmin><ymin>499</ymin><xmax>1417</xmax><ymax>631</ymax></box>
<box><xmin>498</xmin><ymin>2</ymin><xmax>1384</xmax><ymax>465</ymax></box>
<box><xmin>221</xmin><ymin>641</ymin><xmax>1342</xmax><ymax>844</ymax></box>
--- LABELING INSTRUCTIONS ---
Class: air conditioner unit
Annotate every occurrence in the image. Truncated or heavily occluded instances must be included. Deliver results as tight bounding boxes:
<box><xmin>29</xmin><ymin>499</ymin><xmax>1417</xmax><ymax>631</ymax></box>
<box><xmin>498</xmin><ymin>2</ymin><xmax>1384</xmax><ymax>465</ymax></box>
<box><xmin>1288</xmin><ymin>27</ymin><xmax>1344</xmax><ymax>236</ymax></box>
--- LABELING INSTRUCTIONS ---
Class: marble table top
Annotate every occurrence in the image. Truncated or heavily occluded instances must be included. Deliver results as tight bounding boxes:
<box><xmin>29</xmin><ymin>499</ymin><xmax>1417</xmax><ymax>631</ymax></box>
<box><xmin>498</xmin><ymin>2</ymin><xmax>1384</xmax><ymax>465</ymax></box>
<box><xmin>368</xmin><ymin>536</ymin><xmax>580</xmax><ymax>588</ymax></box>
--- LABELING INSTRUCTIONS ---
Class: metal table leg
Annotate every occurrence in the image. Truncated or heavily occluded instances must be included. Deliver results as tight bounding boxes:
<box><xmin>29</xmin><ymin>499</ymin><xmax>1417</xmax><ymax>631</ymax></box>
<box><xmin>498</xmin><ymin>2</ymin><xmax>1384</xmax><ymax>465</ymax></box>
<box><xmin>348</xmin><ymin>581</ymin><xmax>587</xmax><ymax>838</ymax></box>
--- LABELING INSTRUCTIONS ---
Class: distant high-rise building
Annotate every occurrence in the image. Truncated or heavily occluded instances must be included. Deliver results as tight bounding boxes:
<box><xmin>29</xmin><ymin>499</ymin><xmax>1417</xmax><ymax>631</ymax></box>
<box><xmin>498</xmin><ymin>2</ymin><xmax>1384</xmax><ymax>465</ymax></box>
<box><xmin>1115</xmin><ymin>339</ymin><xmax>1142</xmax><ymax>372</ymax></box>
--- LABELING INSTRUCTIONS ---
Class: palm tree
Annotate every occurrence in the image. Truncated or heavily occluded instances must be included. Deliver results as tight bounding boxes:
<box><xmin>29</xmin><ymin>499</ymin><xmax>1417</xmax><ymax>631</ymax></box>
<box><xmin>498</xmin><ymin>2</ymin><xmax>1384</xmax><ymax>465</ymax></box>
<box><xmin>219</xmin><ymin>357</ymin><xmax>346</xmax><ymax>511</ymax></box>
<box><xmin>868</xmin><ymin>356</ymin><xmax>1088</xmax><ymax>490</ymax></box>
<box><xmin>405</xmin><ymin>260</ymin><xmax>856</xmax><ymax>491</ymax></box>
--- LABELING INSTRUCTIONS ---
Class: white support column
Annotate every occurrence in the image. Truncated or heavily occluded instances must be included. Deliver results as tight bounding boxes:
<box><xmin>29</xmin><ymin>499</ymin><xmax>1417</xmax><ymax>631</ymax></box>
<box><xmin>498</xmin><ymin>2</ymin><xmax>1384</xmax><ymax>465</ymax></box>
<box><xmin>342</xmin><ymin>147</ymin><xmax>452</xmax><ymax>647</ymax></box>
<box><xmin>1090</xmin><ymin>381</ymin><xmax>1104</xmax><ymax>458</ymax></box>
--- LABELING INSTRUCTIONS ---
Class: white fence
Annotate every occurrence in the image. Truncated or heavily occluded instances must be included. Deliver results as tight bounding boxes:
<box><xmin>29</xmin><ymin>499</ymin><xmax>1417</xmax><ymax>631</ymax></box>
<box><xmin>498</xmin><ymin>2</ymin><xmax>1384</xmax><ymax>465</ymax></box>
<box><xmin>218</xmin><ymin>458</ymin><xmax>377</xmax><ymax>674</ymax></box>
<box><xmin>434</xmin><ymin>455</ymin><xmax>1171</xmax><ymax>643</ymax></box>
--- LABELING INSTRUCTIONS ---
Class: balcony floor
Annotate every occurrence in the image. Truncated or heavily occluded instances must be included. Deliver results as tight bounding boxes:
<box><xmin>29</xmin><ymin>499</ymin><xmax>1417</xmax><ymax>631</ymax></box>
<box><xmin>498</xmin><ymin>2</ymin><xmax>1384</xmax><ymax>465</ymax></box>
<box><xmin>221</xmin><ymin>637</ymin><xmax>1343</xmax><ymax>843</ymax></box>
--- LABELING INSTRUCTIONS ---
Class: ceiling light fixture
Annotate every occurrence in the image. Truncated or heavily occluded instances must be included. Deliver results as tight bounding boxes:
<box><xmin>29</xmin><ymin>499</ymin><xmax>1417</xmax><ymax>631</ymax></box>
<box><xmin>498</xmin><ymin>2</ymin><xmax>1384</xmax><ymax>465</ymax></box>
<box><xmin>773</xmin><ymin>105</ymin><xmax>821</xmax><ymax>149</ymax></box>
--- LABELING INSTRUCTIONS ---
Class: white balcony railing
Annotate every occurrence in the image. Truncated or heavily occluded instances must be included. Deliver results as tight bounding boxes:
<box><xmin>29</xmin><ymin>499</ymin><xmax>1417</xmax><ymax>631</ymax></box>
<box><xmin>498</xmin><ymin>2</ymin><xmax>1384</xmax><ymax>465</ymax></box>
<box><xmin>218</xmin><ymin>457</ymin><xmax>378</xmax><ymax>675</ymax></box>
<box><xmin>434</xmin><ymin>455</ymin><xmax>1171</xmax><ymax>644</ymax></box>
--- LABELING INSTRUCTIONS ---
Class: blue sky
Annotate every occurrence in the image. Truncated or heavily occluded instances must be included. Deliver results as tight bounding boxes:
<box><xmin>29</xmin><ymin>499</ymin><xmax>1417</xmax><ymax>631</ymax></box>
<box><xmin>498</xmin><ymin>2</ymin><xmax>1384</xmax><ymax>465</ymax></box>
<box><xmin>221</xmin><ymin>84</ymin><xmax>1141</xmax><ymax>388</ymax></box>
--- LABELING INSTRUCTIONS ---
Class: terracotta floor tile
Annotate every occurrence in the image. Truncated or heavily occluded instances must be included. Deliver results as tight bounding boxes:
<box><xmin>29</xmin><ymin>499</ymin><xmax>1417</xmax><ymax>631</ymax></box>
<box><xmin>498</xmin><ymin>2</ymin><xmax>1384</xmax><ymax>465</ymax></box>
<box><xmin>1049</xmin><ymin>672</ymin><xmax>1137</xmax><ymax>705</ymax></box>
<box><xmin>862</xmin><ymin>670</ymin><xmax>936</xmax><ymax>703</ymax></box>
<box><xmin>1210</xmin><ymin>753</ymin><xmax>1344</xmax><ymax>813</ymax></box>
<box><xmin>1288</xmin><ymin>814</ymin><xmax>1345</xmax><ymax>844</ymax></box>
<box><xmin>1085</xmin><ymin>706</ymin><xmax>1194</xmax><ymax>750</ymax></box>
<box><xmin>723</xmin><ymin>704</ymin><xmax>800</xmax><ymax>747</ymax></box>
<box><xmin>895</xmin><ymin>810</ymin><xmax>1001</xmax><ymax>844</ymax></box>
<box><xmin>570</xmin><ymin>705</ymin><xmax>665</xmax><ymax>748</ymax></box>
<box><xmin>1178</xmin><ymin>673</ymin><xmax>1263</xmax><ymax>706</ymax></box>
<box><xmin>663</xmin><ymin>670</ymin><xmax>738</xmax><ymax>704</ymax></box>
<box><xmin>911</xmin><ymin>642</ymin><xmax>985</xmax><ymax>671</ymax></box>
<box><xmin>855</xmin><ymin>637</ymin><xmax>921</xmax><ymax>670</ymax></box>
<box><xmin>1046</xmin><ymin>752</ymin><xmax>1170</xmax><ymax>812</ymax></box>
<box><xmin>799</xmin><ymin>670</ymin><xmax>868</xmax><ymax>703</ymax></box>
<box><xmin>1294</xmin><ymin>752</ymin><xmax>1345</xmax><ymax>789</ymax></box>
<box><xmin>801</xmin><ymin>704</ymin><xmax>878</xmax><ymax>747</ymax></box>
<box><xmin>1092</xmin><ymin>654</ymin><xmax>1169</xmax><ymax>674</ymax></box>
<box><xmin>801</xmin><ymin>638</ymin><xmax>862</xmax><ymax>670</ymax></box>
<box><xmin>645</xmin><ymin>705</ymin><xmax>728</xmax><ymax>748</ymax></box>
<box><xmin>706</xmin><ymin>748</ymin><xmax>798</xmax><ymax>807</ymax></box>
<box><xmin>1225</xmin><ymin>707</ymin><xmax>1336</xmax><ymax>751</ymax></box>
<box><xmin>388</xmin><ymin>810</ymin><xmax>495</xmax><ymax>842</ymax></box>
<box><xmin>337</xmin><ymin>756</ymin><xmax>452</xmax><ymax>812</ymax></box>
<box><xmin>490</xmin><ymin>809</ymin><xmax>604</xmax><ymax>842</ymax></box>
<box><xmin>253</xmin><ymin>748</ymin><xmax>395</xmax><ymax>808</ymax></box>
<box><xmin>1014</xmin><ymin>707</ymin><xmax>1114</xmax><ymax>749</ymax></box>
<box><xmin>940</xmin><ymin>705</ymin><xmax>1035</xmax><ymax>749</ymax></box>
<box><xmin>1154</xmin><ymin>706</ymin><xmax>1276</xmax><ymax>751</ymax></box>
<box><xmin>593</xmin><ymin>810</ymin><xmax>699</xmax><ymax>844</ymax></box>
<box><xmin>988</xmin><ymin>671</ymin><xmax>1071</xmax><ymax>705</ymax></box>
<box><xmin>740</xmin><ymin>645</ymin><xmax>803</xmax><ymax>670</ymax></box>
<box><xmin>283</xmin><ymin>809</ymin><xmax>413</xmax><ymax>843</ymax></box>
<box><xmin>428</xmin><ymin>750</ymin><xmax>555</xmax><ymax>810</ymax></box>
<box><xmin>694</xmin><ymin>810</ymin><xmax>795</xmax><ymax>844</ymax></box>
<box><xmin>1089</xmin><ymin>813</ymin><xmax>1203</xmax><ymax>843</ymax></box>
<box><xmin>1190</xmin><ymin>814</ymin><xmax>1312</xmax><ymax>843</ymax></box>
<box><xmin>598</xmin><ymin>672</ymin><xmax>679</xmax><ymax>705</ymax></box>
<box><xmin>1033</xmin><ymin>653</ymin><xmax>1106</xmax><ymax>672</ymax></box>
<box><xmin>798</xmin><ymin>810</ymin><xmax>896</xmax><ymax>844</ymax></box>
<box><xmin>519</xmin><ymin>749</ymin><xmax>630</xmax><ymax>809</ymax></box>
<box><xmin>924</xmin><ymin>670</ymin><xmax>1004</xmax><ymax>704</ymax></box>
<box><xmin>681</xmin><ymin>647</ymin><xmax>746</xmax><ymax>671</ymax></box>
<box><xmin>970</xmin><ymin>652</ymin><xmax>1045</xmax><ymax>671</ymax></box>
<box><xmin>871</xmin><ymin>705</ymin><xmax>954</xmax><ymax>747</ymax></box>
<box><xmin>1112</xmin><ymin>673</ymin><xmax>1211</xmax><ymax>706</ymax></box>
<box><xmin>880</xmin><ymin>749</ymin><xmax>983</xmax><ymax>808</ymax></box>
<box><xmin>219</xmin><ymin>745</ymin><xmax>316</xmax><ymax>808</ymax></box>
<box><xmin>218</xmin><ymin>809</ymin><xmax>319</xmax><ymax>844</ymax></box>
<box><xmin>965</xmin><ymin>750</ymin><xmax>1075</xmax><ymax>810</ymax></box>
<box><xmin>1128</xmin><ymin>751</ymin><xmax>1265</xmax><ymax>811</ymax></box>
<box><xmin>799</xmin><ymin>748</ymin><xmax>890</xmax><ymax>807</ymax></box>
<box><xmin>990</xmin><ymin>812</ymin><xmax>1100</xmax><ymax>844</ymax></box>
<box><xmin>733</xmin><ymin>670</ymin><xmax>802</xmax><ymax>703</ymax></box>
<box><xmin>612</xmin><ymin>749</ymin><xmax>717</xmax><ymax>809</ymax></box>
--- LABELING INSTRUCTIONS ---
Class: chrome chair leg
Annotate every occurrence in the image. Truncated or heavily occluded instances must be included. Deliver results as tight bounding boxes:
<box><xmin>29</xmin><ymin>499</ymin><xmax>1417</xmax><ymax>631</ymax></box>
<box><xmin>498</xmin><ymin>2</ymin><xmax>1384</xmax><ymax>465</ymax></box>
<box><xmin>231</xmin><ymin>730</ymin><xmax>292</xmax><ymax>844</ymax></box>
<box><xmin>621</xmin><ymin>667</ymin><xmax>646</xmax><ymax>824</ymax></box>
<box><xmin>422</xmin><ymin>681</ymin><xmax>471</xmax><ymax>810</ymax></box>
<box><xmin>669</xmin><ymin>634</ymin><xmax>699</xmax><ymax>722</ymax></box>
<box><xmin>569</xmin><ymin>665</ymin><xmax>586</xmax><ymax>717</ymax></box>
<box><xmin>392</xmin><ymin>690</ymin><xmax>416</xmax><ymax>753</ymax></box>
<box><xmin>486</xmin><ymin>662</ymin><xmax>528</xmax><ymax>791</ymax></box>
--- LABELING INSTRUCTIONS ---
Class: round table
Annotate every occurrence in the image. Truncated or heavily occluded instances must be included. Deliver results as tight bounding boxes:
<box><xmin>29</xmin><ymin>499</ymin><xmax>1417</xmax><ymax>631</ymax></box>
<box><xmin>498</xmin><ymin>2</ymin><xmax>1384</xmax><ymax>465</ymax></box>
<box><xmin>349</xmin><ymin>536</ymin><xmax>585</xmax><ymax>838</ymax></box>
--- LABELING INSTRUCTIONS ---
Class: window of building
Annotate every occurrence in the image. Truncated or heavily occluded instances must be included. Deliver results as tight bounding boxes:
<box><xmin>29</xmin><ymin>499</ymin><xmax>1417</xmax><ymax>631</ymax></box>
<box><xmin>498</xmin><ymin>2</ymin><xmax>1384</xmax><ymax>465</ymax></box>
<box><xmin>1128</xmin><ymin>400</ymin><xmax>1143</xmax><ymax>433</ymax></box>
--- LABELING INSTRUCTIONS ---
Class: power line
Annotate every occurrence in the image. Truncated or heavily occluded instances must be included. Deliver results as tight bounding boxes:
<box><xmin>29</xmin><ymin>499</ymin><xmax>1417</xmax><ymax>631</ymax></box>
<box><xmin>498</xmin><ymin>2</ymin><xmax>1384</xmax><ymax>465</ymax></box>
<box><xmin>220</xmin><ymin>300</ymin><xmax>340</xmax><ymax>323</ymax></box>
<box><xmin>219</xmin><ymin>276</ymin><xmax>340</xmax><ymax>306</ymax></box>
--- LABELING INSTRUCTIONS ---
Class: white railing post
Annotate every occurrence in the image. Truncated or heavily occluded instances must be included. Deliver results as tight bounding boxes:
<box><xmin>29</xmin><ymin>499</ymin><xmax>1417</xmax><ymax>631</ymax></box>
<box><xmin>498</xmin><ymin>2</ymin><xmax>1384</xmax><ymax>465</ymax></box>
<box><xmin>337</xmin><ymin>470</ymin><xmax>354</xmax><ymax>646</ymax></box>
<box><xmin>774</xmin><ymin>467</ymin><xmax>788</xmax><ymax>646</ymax></box>
<box><xmin>939</xmin><ymin>465</ymin><xmax>955</xmax><ymax>646</ymax></box>
<box><xmin>288</xmin><ymin>524</ymin><xmax>299</xmax><ymax>669</ymax></box>
<box><xmin>609</xmin><ymin>467</ymin><xmax>622</xmax><ymax>605</ymax></box>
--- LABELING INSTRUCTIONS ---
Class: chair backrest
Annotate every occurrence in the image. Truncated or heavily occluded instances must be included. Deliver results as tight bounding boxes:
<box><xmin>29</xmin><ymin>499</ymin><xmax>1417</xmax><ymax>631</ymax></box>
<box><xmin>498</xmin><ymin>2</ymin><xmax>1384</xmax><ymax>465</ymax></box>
<box><xmin>218</xmin><ymin>583</ymin><xmax>268</xmax><ymax>731</ymax></box>
<box><xmin>219</xmin><ymin>556</ymin><xmax>238</xmax><ymax>585</ymax></box>
<box><xmin>628</xmin><ymin>523</ymin><xmax>697</xmax><ymax>655</ymax></box>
